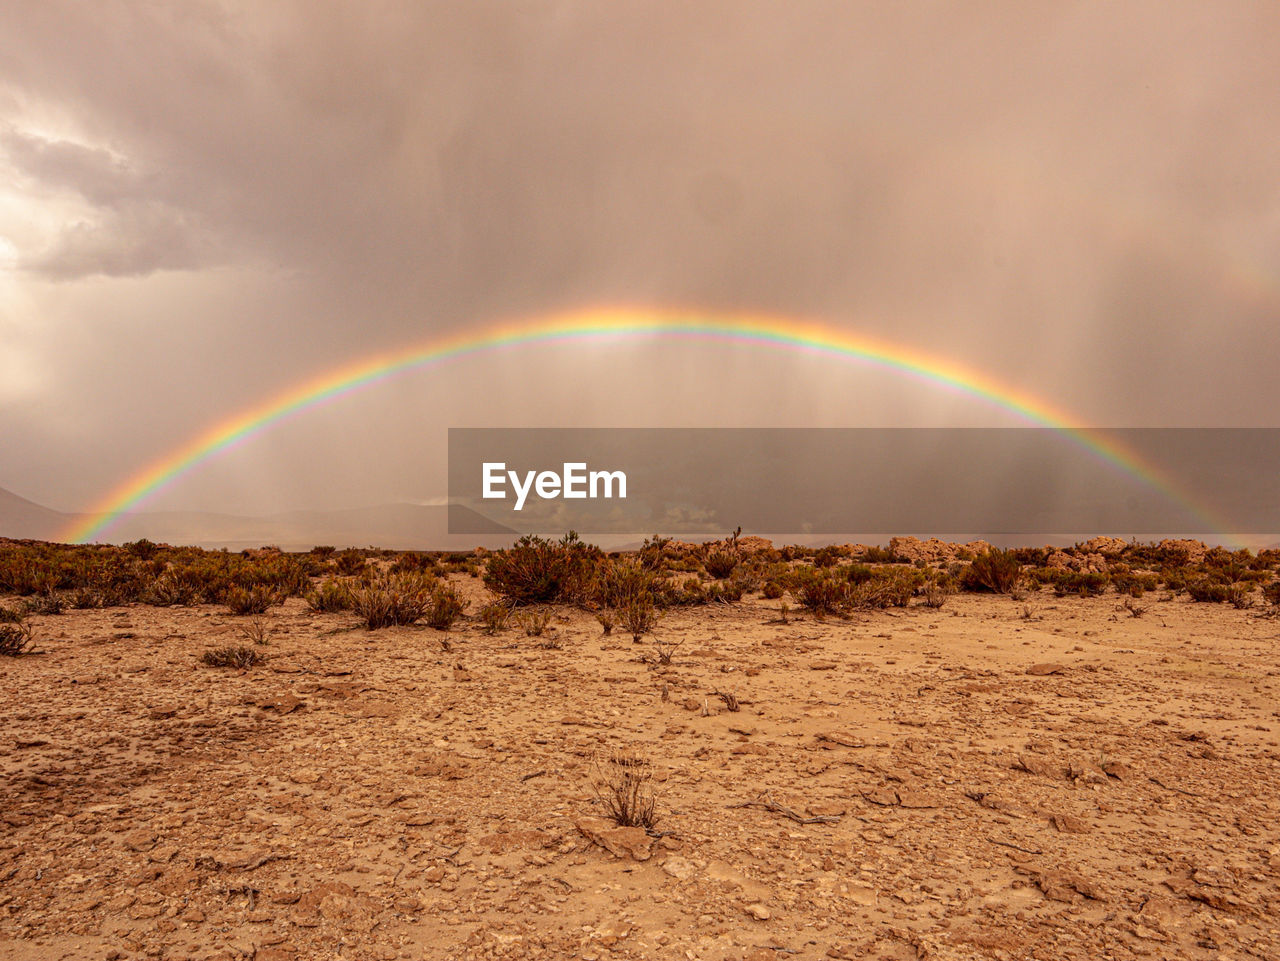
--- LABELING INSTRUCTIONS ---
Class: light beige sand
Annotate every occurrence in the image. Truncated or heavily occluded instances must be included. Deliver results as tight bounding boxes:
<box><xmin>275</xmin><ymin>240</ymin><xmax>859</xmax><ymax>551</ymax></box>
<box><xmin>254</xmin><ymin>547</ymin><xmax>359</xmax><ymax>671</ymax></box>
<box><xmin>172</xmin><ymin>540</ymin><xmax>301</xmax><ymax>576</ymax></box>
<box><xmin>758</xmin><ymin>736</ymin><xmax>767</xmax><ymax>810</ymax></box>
<box><xmin>3</xmin><ymin>580</ymin><xmax>1279</xmax><ymax>960</ymax></box>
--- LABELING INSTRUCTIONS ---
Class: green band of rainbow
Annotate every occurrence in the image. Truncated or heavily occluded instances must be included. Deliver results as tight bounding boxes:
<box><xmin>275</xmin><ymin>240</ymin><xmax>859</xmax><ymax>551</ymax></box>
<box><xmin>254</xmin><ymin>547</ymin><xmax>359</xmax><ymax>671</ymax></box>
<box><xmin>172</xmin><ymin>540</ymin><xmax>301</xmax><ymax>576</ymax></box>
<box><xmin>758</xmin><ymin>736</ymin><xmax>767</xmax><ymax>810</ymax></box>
<box><xmin>63</xmin><ymin>306</ymin><xmax>1236</xmax><ymax>544</ymax></box>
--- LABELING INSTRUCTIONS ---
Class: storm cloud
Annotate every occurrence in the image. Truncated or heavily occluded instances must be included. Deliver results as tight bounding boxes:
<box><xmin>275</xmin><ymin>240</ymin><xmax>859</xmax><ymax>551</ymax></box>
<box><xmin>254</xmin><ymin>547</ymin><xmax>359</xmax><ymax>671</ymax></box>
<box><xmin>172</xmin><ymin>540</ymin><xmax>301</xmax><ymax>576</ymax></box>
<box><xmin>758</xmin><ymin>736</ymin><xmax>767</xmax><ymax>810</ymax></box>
<box><xmin>1</xmin><ymin>1</ymin><xmax>1277</xmax><ymax>518</ymax></box>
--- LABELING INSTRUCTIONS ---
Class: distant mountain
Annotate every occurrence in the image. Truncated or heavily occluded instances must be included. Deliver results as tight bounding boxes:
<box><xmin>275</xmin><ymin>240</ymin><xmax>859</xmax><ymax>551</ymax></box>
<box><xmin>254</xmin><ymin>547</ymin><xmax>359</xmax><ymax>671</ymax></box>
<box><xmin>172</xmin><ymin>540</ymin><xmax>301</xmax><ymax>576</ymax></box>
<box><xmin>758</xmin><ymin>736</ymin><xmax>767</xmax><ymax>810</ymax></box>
<box><xmin>0</xmin><ymin>486</ymin><xmax>74</xmax><ymax>540</ymax></box>
<box><xmin>0</xmin><ymin>486</ymin><xmax>516</xmax><ymax>550</ymax></box>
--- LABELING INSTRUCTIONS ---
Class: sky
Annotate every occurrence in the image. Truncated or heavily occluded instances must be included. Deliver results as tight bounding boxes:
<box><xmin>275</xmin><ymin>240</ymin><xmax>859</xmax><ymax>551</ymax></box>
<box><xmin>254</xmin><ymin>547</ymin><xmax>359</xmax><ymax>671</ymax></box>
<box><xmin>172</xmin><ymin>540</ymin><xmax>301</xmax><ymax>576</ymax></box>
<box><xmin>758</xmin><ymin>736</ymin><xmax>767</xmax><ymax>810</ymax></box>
<box><xmin>1</xmin><ymin>1</ymin><xmax>1278</xmax><ymax>521</ymax></box>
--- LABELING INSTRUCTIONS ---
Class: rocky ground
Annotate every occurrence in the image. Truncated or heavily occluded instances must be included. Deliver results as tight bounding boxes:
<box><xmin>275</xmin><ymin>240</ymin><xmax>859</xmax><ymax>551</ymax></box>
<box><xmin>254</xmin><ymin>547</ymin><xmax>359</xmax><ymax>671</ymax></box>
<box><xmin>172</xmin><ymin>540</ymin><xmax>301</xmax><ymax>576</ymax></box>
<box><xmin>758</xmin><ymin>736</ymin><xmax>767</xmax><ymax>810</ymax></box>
<box><xmin>3</xmin><ymin>578</ymin><xmax>1279</xmax><ymax>960</ymax></box>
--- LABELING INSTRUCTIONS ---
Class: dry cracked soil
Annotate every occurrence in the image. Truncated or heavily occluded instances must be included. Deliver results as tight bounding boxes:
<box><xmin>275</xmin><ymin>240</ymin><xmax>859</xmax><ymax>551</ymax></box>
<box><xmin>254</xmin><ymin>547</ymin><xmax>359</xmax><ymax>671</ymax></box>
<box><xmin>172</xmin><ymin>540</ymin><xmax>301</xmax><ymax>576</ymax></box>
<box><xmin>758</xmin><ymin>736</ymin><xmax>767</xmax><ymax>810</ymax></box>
<box><xmin>4</xmin><ymin>580</ymin><xmax>1280</xmax><ymax>960</ymax></box>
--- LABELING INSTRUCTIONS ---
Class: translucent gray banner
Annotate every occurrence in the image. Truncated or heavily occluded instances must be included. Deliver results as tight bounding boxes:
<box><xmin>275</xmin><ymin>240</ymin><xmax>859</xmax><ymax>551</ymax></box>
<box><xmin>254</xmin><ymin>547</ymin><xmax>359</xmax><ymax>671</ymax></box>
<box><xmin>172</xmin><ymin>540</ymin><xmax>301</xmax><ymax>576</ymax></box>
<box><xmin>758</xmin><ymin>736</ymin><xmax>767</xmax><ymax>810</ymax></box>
<box><xmin>447</xmin><ymin>428</ymin><xmax>1280</xmax><ymax>536</ymax></box>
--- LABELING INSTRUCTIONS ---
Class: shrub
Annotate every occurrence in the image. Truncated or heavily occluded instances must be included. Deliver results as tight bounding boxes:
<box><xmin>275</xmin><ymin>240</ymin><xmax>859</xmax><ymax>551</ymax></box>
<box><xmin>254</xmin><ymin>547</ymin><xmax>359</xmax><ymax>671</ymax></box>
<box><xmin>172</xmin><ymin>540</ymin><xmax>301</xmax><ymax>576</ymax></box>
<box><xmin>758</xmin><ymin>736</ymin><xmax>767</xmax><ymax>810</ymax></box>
<box><xmin>795</xmin><ymin>569</ymin><xmax>850</xmax><ymax>617</ymax></box>
<box><xmin>225</xmin><ymin>584</ymin><xmax>276</xmax><ymax>616</ymax></box>
<box><xmin>484</xmin><ymin>532</ymin><xmax>602</xmax><ymax>604</ymax></box>
<box><xmin>621</xmin><ymin>592</ymin><xmax>658</xmax><ymax>641</ymax></box>
<box><xmin>424</xmin><ymin>585</ymin><xmax>466</xmax><ymax>630</ymax></box>
<box><xmin>1264</xmin><ymin>581</ymin><xmax>1280</xmax><ymax>606</ymax></box>
<box><xmin>306</xmin><ymin>578</ymin><xmax>354</xmax><ymax>612</ymax></box>
<box><xmin>237</xmin><ymin>616</ymin><xmax>272</xmax><ymax>646</ymax></box>
<box><xmin>479</xmin><ymin>602</ymin><xmax>513</xmax><ymax>634</ymax></box>
<box><xmin>761</xmin><ymin>580</ymin><xmax>784</xmax><ymax>599</ymax></box>
<box><xmin>921</xmin><ymin>584</ymin><xmax>951</xmax><ymax>608</ymax></box>
<box><xmin>1186</xmin><ymin>578</ymin><xmax>1231</xmax><ymax>603</ymax></box>
<box><xmin>704</xmin><ymin>552</ymin><xmax>738</xmax><ymax>579</ymax></box>
<box><xmin>592</xmin><ymin>753</ymin><xmax>658</xmax><ymax>830</ymax></box>
<box><xmin>350</xmin><ymin>573</ymin><xmax>435</xmax><ymax>629</ymax></box>
<box><xmin>201</xmin><ymin>645</ymin><xmax>261</xmax><ymax>669</ymax></box>
<box><xmin>0</xmin><ymin>618</ymin><xmax>38</xmax><ymax>657</ymax></box>
<box><xmin>961</xmin><ymin>550</ymin><xmax>1023</xmax><ymax>594</ymax></box>
<box><xmin>334</xmin><ymin>549</ymin><xmax>368</xmax><ymax>576</ymax></box>
<box><xmin>518</xmin><ymin>608</ymin><xmax>554</xmax><ymax>637</ymax></box>
<box><xmin>595</xmin><ymin>609</ymin><xmax>615</xmax><ymax>635</ymax></box>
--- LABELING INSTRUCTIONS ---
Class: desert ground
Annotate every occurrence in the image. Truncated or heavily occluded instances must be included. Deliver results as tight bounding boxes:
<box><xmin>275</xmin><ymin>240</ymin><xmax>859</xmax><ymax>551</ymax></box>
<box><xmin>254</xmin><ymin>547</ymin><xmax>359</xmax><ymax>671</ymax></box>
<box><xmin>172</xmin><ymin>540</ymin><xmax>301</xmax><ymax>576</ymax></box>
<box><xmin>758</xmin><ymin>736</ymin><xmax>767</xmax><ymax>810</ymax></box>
<box><xmin>3</xmin><ymin>544</ymin><xmax>1280</xmax><ymax>961</ymax></box>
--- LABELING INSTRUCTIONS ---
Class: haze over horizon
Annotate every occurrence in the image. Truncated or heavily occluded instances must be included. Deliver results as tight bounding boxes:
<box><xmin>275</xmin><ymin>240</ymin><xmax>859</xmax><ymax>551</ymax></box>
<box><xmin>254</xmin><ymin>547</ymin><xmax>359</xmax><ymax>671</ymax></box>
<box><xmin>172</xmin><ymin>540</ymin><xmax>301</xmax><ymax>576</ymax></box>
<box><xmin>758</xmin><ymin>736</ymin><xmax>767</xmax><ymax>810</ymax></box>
<box><xmin>2</xmin><ymin>2</ymin><xmax>1278</xmax><ymax>532</ymax></box>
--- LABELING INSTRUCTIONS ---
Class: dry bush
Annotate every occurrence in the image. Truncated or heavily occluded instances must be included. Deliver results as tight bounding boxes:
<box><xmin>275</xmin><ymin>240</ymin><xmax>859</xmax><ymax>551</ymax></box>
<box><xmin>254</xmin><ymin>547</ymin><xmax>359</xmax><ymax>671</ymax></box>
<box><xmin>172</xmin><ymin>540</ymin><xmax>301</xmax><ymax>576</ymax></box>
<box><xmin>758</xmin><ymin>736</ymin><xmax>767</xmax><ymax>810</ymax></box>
<box><xmin>479</xmin><ymin>602</ymin><xmax>513</xmax><ymax>635</ymax></box>
<box><xmin>921</xmin><ymin>583</ymin><xmax>951</xmax><ymax>608</ymax></box>
<box><xmin>591</xmin><ymin>753</ymin><xmax>658</xmax><ymax>830</ymax></box>
<box><xmin>649</xmin><ymin>634</ymin><xmax>683</xmax><ymax>665</ymax></box>
<box><xmin>306</xmin><ymin>577</ymin><xmax>354</xmax><ymax>613</ymax></box>
<box><xmin>484</xmin><ymin>532</ymin><xmax>601</xmax><ymax>604</ymax></box>
<box><xmin>595</xmin><ymin>609</ymin><xmax>615</xmax><ymax>635</ymax></box>
<box><xmin>424</xmin><ymin>584</ymin><xmax>466</xmax><ymax>630</ymax></box>
<box><xmin>0</xmin><ymin>617</ymin><xmax>38</xmax><ymax>657</ymax></box>
<box><xmin>200</xmin><ymin>645</ymin><xmax>261</xmax><ymax>669</ymax></box>
<box><xmin>704</xmin><ymin>552</ymin><xmax>738</xmax><ymax>579</ymax></box>
<box><xmin>224</xmin><ymin>584</ymin><xmax>277</xmax><ymax>616</ymax></box>
<box><xmin>961</xmin><ymin>550</ymin><xmax>1023</xmax><ymax>594</ymax></box>
<box><xmin>518</xmin><ymin>608</ymin><xmax>554</xmax><ymax>637</ymax></box>
<box><xmin>621</xmin><ymin>592</ymin><xmax>658</xmax><ymax>642</ymax></box>
<box><xmin>237</xmin><ymin>616</ymin><xmax>272</xmax><ymax>646</ymax></box>
<box><xmin>350</xmin><ymin>573</ymin><xmax>435</xmax><ymax>629</ymax></box>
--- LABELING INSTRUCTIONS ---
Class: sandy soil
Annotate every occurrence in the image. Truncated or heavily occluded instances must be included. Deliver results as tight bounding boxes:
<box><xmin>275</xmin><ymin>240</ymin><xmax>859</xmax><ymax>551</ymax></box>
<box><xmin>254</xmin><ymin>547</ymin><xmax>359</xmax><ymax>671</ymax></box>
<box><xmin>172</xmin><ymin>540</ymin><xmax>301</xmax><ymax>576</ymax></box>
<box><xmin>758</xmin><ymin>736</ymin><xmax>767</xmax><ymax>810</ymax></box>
<box><xmin>3</xmin><ymin>579</ymin><xmax>1279</xmax><ymax>961</ymax></box>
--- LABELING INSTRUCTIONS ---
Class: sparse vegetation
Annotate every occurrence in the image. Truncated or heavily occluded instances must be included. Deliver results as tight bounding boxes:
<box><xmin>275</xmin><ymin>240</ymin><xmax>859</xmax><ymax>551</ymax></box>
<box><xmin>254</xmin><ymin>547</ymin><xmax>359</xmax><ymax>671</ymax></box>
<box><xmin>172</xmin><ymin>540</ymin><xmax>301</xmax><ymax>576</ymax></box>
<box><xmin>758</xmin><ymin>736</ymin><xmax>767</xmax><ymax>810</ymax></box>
<box><xmin>591</xmin><ymin>753</ymin><xmax>658</xmax><ymax>830</ymax></box>
<box><xmin>621</xmin><ymin>592</ymin><xmax>659</xmax><ymax>642</ymax></box>
<box><xmin>200</xmin><ymin>645</ymin><xmax>261</xmax><ymax>669</ymax></box>
<box><xmin>0</xmin><ymin>616</ymin><xmax>38</xmax><ymax>656</ymax></box>
<box><xmin>517</xmin><ymin>607</ymin><xmax>554</xmax><ymax>637</ymax></box>
<box><xmin>350</xmin><ymin>572</ymin><xmax>436</xmax><ymax>629</ymax></box>
<box><xmin>479</xmin><ymin>601</ymin><xmax>513</xmax><ymax>634</ymax></box>
<box><xmin>961</xmin><ymin>549</ymin><xmax>1023</xmax><ymax>594</ymax></box>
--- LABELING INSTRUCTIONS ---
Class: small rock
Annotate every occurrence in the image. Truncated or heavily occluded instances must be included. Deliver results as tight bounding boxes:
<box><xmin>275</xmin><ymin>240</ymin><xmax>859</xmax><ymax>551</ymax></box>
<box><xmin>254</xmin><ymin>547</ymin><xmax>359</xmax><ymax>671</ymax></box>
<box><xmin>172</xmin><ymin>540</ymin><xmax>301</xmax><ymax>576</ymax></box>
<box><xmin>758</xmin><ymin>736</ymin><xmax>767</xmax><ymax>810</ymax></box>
<box><xmin>745</xmin><ymin>902</ymin><xmax>771</xmax><ymax>920</ymax></box>
<box><xmin>662</xmin><ymin>856</ymin><xmax>698</xmax><ymax>880</ymax></box>
<box><xmin>1026</xmin><ymin>662</ymin><xmax>1068</xmax><ymax>676</ymax></box>
<box><xmin>575</xmin><ymin>817</ymin><xmax>653</xmax><ymax>861</ymax></box>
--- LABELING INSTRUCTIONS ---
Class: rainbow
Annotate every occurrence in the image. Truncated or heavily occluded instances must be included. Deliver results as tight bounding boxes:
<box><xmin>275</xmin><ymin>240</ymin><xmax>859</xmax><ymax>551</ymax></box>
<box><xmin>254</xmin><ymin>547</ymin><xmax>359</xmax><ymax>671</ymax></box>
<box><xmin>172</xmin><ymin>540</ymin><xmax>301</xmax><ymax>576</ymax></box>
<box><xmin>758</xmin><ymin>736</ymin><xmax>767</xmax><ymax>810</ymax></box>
<box><xmin>63</xmin><ymin>306</ymin><xmax>1237</xmax><ymax>544</ymax></box>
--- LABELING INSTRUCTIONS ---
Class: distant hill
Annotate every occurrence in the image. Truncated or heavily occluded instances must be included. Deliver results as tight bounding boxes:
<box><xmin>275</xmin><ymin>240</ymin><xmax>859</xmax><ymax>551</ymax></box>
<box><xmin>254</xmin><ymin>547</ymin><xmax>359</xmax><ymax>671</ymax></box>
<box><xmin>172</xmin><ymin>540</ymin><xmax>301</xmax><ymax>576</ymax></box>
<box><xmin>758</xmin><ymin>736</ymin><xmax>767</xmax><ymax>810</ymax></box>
<box><xmin>0</xmin><ymin>485</ymin><xmax>516</xmax><ymax>550</ymax></box>
<box><xmin>0</xmin><ymin>486</ymin><xmax>73</xmax><ymax>540</ymax></box>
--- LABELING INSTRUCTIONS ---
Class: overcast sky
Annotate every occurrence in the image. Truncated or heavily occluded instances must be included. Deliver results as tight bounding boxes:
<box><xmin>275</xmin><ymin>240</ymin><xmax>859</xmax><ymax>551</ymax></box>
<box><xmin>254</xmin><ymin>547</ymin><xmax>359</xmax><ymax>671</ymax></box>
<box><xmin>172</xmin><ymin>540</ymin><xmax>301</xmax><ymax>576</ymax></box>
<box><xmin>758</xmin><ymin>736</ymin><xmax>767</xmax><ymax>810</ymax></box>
<box><xmin>2</xmin><ymin>1</ymin><xmax>1278</xmax><ymax>516</ymax></box>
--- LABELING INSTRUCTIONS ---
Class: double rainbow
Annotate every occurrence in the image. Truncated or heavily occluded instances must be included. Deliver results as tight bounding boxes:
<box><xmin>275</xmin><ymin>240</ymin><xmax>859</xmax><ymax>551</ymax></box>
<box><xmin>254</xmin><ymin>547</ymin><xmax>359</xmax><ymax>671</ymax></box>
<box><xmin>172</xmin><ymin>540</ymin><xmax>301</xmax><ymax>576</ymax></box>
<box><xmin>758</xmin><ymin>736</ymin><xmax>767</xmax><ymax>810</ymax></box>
<box><xmin>63</xmin><ymin>306</ymin><xmax>1233</xmax><ymax>544</ymax></box>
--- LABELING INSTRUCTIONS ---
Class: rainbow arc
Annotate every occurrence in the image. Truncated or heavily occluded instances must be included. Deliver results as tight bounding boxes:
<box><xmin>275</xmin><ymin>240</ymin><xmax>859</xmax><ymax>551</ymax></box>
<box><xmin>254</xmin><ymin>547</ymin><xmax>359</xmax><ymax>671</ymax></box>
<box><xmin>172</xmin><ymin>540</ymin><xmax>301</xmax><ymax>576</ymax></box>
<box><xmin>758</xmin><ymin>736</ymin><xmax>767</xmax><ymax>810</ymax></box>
<box><xmin>63</xmin><ymin>307</ymin><xmax>1237</xmax><ymax>544</ymax></box>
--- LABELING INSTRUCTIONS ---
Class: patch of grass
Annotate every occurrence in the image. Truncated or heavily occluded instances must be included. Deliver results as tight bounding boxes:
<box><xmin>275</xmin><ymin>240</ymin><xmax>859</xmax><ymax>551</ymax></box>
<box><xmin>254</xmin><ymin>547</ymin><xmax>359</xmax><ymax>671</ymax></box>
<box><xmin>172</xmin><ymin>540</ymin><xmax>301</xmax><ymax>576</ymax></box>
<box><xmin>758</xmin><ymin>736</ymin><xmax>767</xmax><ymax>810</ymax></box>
<box><xmin>479</xmin><ymin>602</ymin><xmax>513</xmax><ymax>635</ymax></box>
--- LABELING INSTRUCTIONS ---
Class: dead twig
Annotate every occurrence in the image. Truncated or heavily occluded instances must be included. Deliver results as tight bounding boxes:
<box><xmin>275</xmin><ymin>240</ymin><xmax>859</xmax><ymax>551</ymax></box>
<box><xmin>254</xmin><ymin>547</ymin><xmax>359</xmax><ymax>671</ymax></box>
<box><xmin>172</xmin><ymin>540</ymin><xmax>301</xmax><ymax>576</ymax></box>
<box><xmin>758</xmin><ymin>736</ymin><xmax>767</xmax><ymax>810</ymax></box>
<box><xmin>520</xmin><ymin>769</ymin><xmax>547</xmax><ymax>782</ymax></box>
<box><xmin>986</xmin><ymin>836</ymin><xmax>1042</xmax><ymax>855</ymax></box>
<box><xmin>732</xmin><ymin>793</ymin><xmax>841</xmax><ymax>824</ymax></box>
<box><xmin>1149</xmin><ymin>776</ymin><xmax>1202</xmax><ymax>798</ymax></box>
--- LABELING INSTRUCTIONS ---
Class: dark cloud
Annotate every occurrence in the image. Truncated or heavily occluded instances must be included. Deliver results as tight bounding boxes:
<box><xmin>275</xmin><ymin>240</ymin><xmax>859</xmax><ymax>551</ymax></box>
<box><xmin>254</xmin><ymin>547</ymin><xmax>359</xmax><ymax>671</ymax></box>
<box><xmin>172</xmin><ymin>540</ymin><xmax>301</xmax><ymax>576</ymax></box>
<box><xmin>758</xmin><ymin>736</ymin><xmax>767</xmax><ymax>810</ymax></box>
<box><xmin>0</xmin><ymin>1</ymin><xmax>1277</xmax><ymax>514</ymax></box>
